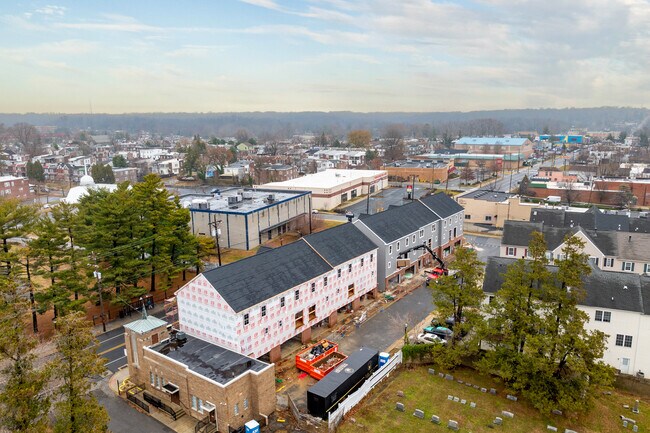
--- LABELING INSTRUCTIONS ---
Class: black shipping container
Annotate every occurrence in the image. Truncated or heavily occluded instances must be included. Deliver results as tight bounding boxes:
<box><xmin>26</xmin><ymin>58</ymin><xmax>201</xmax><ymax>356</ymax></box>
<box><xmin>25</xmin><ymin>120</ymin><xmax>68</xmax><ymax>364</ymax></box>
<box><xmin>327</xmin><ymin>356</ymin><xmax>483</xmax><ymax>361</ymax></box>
<box><xmin>307</xmin><ymin>347</ymin><xmax>379</xmax><ymax>419</ymax></box>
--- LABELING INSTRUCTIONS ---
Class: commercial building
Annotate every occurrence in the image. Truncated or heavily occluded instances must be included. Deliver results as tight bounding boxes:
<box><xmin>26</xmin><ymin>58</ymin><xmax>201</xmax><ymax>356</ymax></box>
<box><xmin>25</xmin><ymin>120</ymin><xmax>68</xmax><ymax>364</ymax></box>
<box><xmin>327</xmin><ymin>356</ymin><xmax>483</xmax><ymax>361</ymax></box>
<box><xmin>181</xmin><ymin>188</ymin><xmax>311</xmax><ymax>250</ymax></box>
<box><xmin>453</xmin><ymin>137</ymin><xmax>534</xmax><ymax>158</ymax></box>
<box><xmin>124</xmin><ymin>314</ymin><xmax>275</xmax><ymax>432</ymax></box>
<box><xmin>264</xmin><ymin>169</ymin><xmax>388</xmax><ymax>211</ymax></box>
<box><xmin>457</xmin><ymin>190</ymin><xmax>541</xmax><ymax>227</ymax></box>
<box><xmin>175</xmin><ymin>223</ymin><xmax>378</xmax><ymax>362</ymax></box>
<box><xmin>381</xmin><ymin>160</ymin><xmax>450</xmax><ymax>183</ymax></box>
<box><xmin>0</xmin><ymin>175</ymin><xmax>31</xmax><ymax>200</ymax></box>
<box><xmin>483</xmin><ymin>256</ymin><xmax>650</xmax><ymax>376</ymax></box>
<box><xmin>354</xmin><ymin>193</ymin><xmax>464</xmax><ymax>290</ymax></box>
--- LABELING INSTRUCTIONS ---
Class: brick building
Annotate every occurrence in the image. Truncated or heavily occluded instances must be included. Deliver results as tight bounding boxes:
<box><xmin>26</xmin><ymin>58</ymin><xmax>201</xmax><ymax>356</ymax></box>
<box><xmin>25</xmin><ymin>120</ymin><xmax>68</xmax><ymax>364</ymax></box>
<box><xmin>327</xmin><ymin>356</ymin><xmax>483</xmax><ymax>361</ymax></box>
<box><xmin>124</xmin><ymin>314</ymin><xmax>275</xmax><ymax>432</ymax></box>
<box><xmin>255</xmin><ymin>164</ymin><xmax>298</xmax><ymax>184</ymax></box>
<box><xmin>381</xmin><ymin>160</ymin><xmax>450</xmax><ymax>183</ymax></box>
<box><xmin>0</xmin><ymin>176</ymin><xmax>31</xmax><ymax>199</ymax></box>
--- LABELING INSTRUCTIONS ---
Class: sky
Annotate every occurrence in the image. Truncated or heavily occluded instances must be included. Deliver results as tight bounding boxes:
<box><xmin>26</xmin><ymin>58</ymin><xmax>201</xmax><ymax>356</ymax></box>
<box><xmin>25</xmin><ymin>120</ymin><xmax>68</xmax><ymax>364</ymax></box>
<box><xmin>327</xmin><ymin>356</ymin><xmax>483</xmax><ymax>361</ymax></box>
<box><xmin>1</xmin><ymin>0</ymin><xmax>649</xmax><ymax>113</ymax></box>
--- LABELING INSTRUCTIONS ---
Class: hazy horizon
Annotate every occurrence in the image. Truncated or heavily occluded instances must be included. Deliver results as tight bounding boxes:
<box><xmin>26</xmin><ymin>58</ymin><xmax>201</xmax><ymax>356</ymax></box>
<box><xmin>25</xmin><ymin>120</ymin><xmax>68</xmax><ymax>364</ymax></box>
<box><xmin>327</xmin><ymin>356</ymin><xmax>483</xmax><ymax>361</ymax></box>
<box><xmin>2</xmin><ymin>1</ymin><xmax>649</xmax><ymax>113</ymax></box>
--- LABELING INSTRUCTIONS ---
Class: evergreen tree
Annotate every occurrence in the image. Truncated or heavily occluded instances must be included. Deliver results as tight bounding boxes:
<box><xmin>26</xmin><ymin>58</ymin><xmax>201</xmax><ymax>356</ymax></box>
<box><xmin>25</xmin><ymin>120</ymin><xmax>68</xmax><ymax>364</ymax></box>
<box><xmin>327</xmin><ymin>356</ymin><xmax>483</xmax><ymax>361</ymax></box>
<box><xmin>0</xmin><ymin>274</ymin><xmax>50</xmax><ymax>432</ymax></box>
<box><xmin>132</xmin><ymin>174</ymin><xmax>179</xmax><ymax>292</ymax></box>
<box><xmin>480</xmin><ymin>233</ymin><xmax>613</xmax><ymax>414</ymax></box>
<box><xmin>90</xmin><ymin>164</ymin><xmax>115</xmax><ymax>184</ymax></box>
<box><xmin>32</xmin><ymin>202</ymin><xmax>89</xmax><ymax>317</ymax></box>
<box><xmin>52</xmin><ymin>312</ymin><xmax>109</xmax><ymax>433</ymax></box>
<box><xmin>430</xmin><ymin>246</ymin><xmax>484</xmax><ymax>366</ymax></box>
<box><xmin>112</xmin><ymin>154</ymin><xmax>128</xmax><ymax>168</ymax></box>
<box><xmin>0</xmin><ymin>198</ymin><xmax>34</xmax><ymax>272</ymax></box>
<box><xmin>77</xmin><ymin>185</ymin><xmax>145</xmax><ymax>305</ymax></box>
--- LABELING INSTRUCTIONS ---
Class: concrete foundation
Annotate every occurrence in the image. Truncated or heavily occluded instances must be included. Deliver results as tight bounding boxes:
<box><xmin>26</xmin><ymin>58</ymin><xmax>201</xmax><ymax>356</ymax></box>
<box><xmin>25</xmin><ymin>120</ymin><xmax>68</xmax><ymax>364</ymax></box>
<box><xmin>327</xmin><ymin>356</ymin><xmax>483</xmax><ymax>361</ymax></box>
<box><xmin>328</xmin><ymin>311</ymin><xmax>338</xmax><ymax>328</ymax></box>
<box><xmin>301</xmin><ymin>326</ymin><xmax>312</xmax><ymax>344</ymax></box>
<box><xmin>269</xmin><ymin>345</ymin><xmax>282</xmax><ymax>364</ymax></box>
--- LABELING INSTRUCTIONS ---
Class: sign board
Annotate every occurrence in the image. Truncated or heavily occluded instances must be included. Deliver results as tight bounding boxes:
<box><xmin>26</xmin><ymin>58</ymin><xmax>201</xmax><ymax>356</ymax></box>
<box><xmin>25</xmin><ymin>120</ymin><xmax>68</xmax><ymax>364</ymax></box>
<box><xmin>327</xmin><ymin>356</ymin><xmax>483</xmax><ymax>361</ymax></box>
<box><xmin>396</xmin><ymin>259</ymin><xmax>411</xmax><ymax>268</ymax></box>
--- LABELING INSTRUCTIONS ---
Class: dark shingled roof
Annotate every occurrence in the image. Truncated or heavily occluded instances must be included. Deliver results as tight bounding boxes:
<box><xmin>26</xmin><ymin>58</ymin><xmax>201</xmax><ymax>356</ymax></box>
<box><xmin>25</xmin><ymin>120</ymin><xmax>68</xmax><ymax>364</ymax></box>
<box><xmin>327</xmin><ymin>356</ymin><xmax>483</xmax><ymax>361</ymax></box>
<box><xmin>202</xmin><ymin>240</ymin><xmax>332</xmax><ymax>313</ymax></box>
<box><xmin>303</xmin><ymin>223</ymin><xmax>376</xmax><ymax>267</ymax></box>
<box><xmin>358</xmin><ymin>201</ymin><xmax>440</xmax><ymax>243</ymax></box>
<box><xmin>529</xmin><ymin>206</ymin><xmax>650</xmax><ymax>233</ymax></box>
<box><xmin>151</xmin><ymin>334</ymin><xmax>268</xmax><ymax>385</ymax></box>
<box><xmin>483</xmin><ymin>256</ymin><xmax>648</xmax><ymax>313</ymax></box>
<box><xmin>419</xmin><ymin>193</ymin><xmax>464</xmax><ymax>218</ymax></box>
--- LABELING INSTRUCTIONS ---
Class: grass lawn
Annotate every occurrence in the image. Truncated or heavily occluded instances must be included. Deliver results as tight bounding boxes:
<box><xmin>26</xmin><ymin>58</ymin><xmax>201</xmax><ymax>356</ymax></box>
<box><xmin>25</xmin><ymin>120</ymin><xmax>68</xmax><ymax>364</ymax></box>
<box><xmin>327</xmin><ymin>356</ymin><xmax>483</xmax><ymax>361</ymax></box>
<box><xmin>338</xmin><ymin>365</ymin><xmax>649</xmax><ymax>433</ymax></box>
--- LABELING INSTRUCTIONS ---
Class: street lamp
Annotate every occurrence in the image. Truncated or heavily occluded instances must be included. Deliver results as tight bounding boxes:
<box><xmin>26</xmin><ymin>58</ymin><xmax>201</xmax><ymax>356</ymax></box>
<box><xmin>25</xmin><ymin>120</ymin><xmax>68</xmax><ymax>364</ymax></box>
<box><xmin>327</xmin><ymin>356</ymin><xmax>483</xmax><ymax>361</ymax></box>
<box><xmin>94</xmin><ymin>269</ymin><xmax>106</xmax><ymax>333</ymax></box>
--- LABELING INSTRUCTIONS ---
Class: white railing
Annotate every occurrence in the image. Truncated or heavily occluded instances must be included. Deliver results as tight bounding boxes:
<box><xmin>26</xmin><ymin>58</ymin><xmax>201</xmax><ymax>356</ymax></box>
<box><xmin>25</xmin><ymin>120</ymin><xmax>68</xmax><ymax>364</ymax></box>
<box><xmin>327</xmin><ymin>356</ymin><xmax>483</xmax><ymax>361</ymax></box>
<box><xmin>328</xmin><ymin>351</ymin><xmax>403</xmax><ymax>432</ymax></box>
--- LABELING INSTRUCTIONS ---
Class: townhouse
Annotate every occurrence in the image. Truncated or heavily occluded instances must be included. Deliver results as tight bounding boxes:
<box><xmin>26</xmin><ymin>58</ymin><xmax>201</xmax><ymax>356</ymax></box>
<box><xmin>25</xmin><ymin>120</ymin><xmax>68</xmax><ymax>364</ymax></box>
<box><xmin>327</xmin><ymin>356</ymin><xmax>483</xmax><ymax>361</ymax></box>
<box><xmin>483</xmin><ymin>256</ymin><xmax>650</xmax><ymax>376</ymax></box>
<box><xmin>175</xmin><ymin>223</ymin><xmax>378</xmax><ymax>362</ymax></box>
<box><xmin>501</xmin><ymin>220</ymin><xmax>650</xmax><ymax>274</ymax></box>
<box><xmin>354</xmin><ymin>193</ymin><xmax>464</xmax><ymax>290</ymax></box>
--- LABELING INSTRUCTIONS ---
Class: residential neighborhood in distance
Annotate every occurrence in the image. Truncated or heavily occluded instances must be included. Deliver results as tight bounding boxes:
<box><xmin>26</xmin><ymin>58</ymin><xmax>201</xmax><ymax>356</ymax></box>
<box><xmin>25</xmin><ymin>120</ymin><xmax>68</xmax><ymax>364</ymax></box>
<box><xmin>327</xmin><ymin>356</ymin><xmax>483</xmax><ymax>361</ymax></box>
<box><xmin>2</xmin><ymin>1</ymin><xmax>650</xmax><ymax>432</ymax></box>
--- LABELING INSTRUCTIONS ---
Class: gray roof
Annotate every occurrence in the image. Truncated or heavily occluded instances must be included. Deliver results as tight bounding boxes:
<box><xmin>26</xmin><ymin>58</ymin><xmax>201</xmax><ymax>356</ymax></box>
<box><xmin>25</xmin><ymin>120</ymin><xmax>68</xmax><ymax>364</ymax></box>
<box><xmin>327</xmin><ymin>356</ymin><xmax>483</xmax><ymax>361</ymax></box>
<box><xmin>303</xmin><ymin>223</ymin><xmax>376</xmax><ymax>267</ymax></box>
<box><xmin>460</xmin><ymin>189</ymin><xmax>515</xmax><ymax>203</ymax></box>
<box><xmin>502</xmin><ymin>220</ymin><xmax>650</xmax><ymax>259</ymax></box>
<box><xmin>419</xmin><ymin>193</ymin><xmax>464</xmax><ymax>218</ymax></box>
<box><xmin>151</xmin><ymin>334</ymin><xmax>268</xmax><ymax>385</ymax></box>
<box><xmin>124</xmin><ymin>315</ymin><xmax>168</xmax><ymax>334</ymax></box>
<box><xmin>483</xmin><ymin>256</ymin><xmax>650</xmax><ymax>313</ymax></box>
<box><xmin>202</xmin><ymin>240</ymin><xmax>332</xmax><ymax>313</ymax></box>
<box><xmin>530</xmin><ymin>206</ymin><xmax>650</xmax><ymax>233</ymax></box>
<box><xmin>358</xmin><ymin>201</ymin><xmax>440</xmax><ymax>243</ymax></box>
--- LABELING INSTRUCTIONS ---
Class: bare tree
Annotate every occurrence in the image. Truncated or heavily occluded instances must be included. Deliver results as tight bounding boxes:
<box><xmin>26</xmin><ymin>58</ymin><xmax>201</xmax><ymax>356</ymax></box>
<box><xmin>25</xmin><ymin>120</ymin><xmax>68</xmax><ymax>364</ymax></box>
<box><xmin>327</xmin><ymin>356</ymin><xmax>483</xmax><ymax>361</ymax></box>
<box><xmin>10</xmin><ymin>123</ymin><xmax>42</xmax><ymax>158</ymax></box>
<box><xmin>617</xmin><ymin>184</ymin><xmax>636</xmax><ymax>209</ymax></box>
<box><xmin>459</xmin><ymin>166</ymin><xmax>476</xmax><ymax>185</ymax></box>
<box><xmin>563</xmin><ymin>181</ymin><xmax>580</xmax><ymax>206</ymax></box>
<box><xmin>383</xmin><ymin>124</ymin><xmax>405</xmax><ymax>162</ymax></box>
<box><xmin>234</xmin><ymin>129</ymin><xmax>250</xmax><ymax>144</ymax></box>
<box><xmin>476</xmin><ymin>160</ymin><xmax>487</xmax><ymax>182</ymax></box>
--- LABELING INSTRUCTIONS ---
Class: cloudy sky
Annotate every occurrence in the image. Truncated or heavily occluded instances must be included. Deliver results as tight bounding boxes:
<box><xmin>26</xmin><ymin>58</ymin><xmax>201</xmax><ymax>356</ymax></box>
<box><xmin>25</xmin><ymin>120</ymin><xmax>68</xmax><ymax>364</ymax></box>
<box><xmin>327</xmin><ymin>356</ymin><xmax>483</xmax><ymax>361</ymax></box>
<box><xmin>1</xmin><ymin>0</ymin><xmax>649</xmax><ymax>113</ymax></box>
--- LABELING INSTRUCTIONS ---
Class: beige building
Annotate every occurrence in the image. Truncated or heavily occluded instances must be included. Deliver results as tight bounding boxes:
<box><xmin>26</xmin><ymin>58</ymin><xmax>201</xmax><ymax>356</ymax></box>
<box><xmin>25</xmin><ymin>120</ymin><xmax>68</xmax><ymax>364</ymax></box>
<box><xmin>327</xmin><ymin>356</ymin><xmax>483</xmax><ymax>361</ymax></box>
<box><xmin>124</xmin><ymin>314</ymin><xmax>275</xmax><ymax>432</ymax></box>
<box><xmin>453</xmin><ymin>137</ymin><xmax>534</xmax><ymax>158</ymax></box>
<box><xmin>457</xmin><ymin>190</ymin><xmax>540</xmax><ymax>228</ymax></box>
<box><xmin>264</xmin><ymin>169</ymin><xmax>388</xmax><ymax>210</ymax></box>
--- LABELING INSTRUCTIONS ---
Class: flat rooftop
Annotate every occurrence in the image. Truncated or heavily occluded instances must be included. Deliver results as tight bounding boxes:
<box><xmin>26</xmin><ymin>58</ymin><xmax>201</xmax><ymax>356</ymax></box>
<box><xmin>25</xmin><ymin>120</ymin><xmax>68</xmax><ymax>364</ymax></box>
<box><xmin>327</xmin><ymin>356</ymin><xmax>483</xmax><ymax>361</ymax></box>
<box><xmin>460</xmin><ymin>190</ymin><xmax>516</xmax><ymax>202</ymax></box>
<box><xmin>150</xmin><ymin>334</ymin><xmax>269</xmax><ymax>385</ymax></box>
<box><xmin>0</xmin><ymin>175</ymin><xmax>25</xmax><ymax>182</ymax></box>
<box><xmin>180</xmin><ymin>187</ymin><xmax>308</xmax><ymax>213</ymax></box>
<box><xmin>264</xmin><ymin>169</ymin><xmax>386</xmax><ymax>189</ymax></box>
<box><xmin>384</xmin><ymin>161</ymin><xmax>447</xmax><ymax>169</ymax></box>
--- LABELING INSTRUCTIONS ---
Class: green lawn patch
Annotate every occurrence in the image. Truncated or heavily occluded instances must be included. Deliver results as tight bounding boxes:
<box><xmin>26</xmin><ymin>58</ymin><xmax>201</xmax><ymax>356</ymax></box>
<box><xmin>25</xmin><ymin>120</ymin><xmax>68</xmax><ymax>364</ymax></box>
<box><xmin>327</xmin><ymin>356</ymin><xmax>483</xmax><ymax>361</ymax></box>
<box><xmin>338</xmin><ymin>366</ymin><xmax>649</xmax><ymax>433</ymax></box>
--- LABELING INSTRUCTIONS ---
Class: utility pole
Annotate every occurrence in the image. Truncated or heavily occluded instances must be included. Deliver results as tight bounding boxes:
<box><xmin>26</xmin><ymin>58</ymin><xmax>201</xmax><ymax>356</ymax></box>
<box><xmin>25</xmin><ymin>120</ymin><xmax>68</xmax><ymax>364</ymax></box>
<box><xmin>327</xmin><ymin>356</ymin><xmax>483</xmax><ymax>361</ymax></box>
<box><xmin>209</xmin><ymin>216</ymin><xmax>222</xmax><ymax>266</ymax></box>
<box><xmin>92</xmin><ymin>253</ymin><xmax>106</xmax><ymax>333</ymax></box>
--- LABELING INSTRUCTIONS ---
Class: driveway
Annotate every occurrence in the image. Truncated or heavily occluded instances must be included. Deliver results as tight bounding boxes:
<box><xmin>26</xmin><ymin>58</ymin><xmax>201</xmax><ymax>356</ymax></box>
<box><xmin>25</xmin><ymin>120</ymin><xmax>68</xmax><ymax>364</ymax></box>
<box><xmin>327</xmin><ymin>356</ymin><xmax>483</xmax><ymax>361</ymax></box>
<box><xmin>464</xmin><ymin>234</ymin><xmax>501</xmax><ymax>264</ymax></box>
<box><xmin>335</xmin><ymin>284</ymin><xmax>433</xmax><ymax>354</ymax></box>
<box><xmin>94</xmin><ymin>381</ymin><xmax>174</xmax><ymax>433</ymax></box>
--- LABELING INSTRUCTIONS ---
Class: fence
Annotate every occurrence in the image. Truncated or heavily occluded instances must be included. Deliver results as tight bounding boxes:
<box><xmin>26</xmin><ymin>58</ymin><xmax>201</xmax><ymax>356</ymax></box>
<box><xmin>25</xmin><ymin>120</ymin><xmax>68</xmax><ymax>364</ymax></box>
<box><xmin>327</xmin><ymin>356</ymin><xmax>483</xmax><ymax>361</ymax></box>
<box><xmin>143</xmin><ymin>391</ymin><xmax>183</xmax><ymax>420</ymax></box>
<box><xmin>328</xmin><ymin>350</ymin><xmax>403</xmax><ymax>432</ymax></box>
<box><xmin>126</xmin><ymin>392</ymin><xmax>150</xmax><ymax>413</ymax></box>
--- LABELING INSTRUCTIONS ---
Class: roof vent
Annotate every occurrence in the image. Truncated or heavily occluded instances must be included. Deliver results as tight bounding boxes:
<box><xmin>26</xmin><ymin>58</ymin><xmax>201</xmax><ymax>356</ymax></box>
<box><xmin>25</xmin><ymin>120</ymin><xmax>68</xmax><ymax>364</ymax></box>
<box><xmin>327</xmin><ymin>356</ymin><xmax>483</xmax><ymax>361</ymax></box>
<box><xmin>611</xmin><ymin>296</ymin><xmax>615</xmax><ymax>302</ymax></box>
<box><xmin>623</xmin><ymin>285</ymin><xmax>628</xmax><ymax>290</ymax></box>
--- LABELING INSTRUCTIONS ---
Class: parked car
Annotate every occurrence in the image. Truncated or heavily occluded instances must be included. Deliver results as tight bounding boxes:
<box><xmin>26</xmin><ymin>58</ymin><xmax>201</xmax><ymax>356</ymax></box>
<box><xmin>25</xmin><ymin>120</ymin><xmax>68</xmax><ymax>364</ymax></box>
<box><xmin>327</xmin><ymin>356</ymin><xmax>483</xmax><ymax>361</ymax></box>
<box><xmin>423</xmin><ymin>325</ymin><xmax>453</xmax><ymax>340</ymax></box>
<box><xmin>416</xmin><ymin>333</ymin><xmax>447</xmax><ymax>345</ymax></box>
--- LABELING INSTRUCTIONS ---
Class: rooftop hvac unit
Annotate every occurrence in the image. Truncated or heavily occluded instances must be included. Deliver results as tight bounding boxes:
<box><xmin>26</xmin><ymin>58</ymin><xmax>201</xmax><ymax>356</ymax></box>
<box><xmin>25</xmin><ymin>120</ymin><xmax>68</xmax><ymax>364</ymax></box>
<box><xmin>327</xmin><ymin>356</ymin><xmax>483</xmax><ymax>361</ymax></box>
<box><xmin>191</xmin><ymin>199</ymin><xmax>208</xmax><ymax>210</ymax></box>
<box><xmin>227</xmin><ymin>196</ymin><xmax>238</xmax><ymax>205</ymax></box>
<box><xmin>268</xmin><ymin>193</ymin><xmax>276</xmax><ymax>202</ymax></box>
<box><xmin>242</xmin><ymin>191</ymin><xmax>254</xmax><ymax>200</ymax></box>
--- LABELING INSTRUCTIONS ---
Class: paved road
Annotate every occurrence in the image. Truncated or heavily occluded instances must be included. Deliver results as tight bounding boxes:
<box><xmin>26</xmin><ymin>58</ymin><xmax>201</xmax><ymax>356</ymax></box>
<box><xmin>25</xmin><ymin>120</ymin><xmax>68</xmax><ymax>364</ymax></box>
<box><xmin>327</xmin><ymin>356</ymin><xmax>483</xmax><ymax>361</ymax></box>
<box><xmin>336</xmin><ymin>283</ymin><xmax>433</xmax><ymax>354</ymax></box>
<box><xmin>94</xmin><ymin>382</ymin><xmax>174</xmax><ymax>433</ymax></box>
<box><xmin>342</xmin><ymin>185</ymin><xmax>428</xmax><ymax>217</ymax></box>
<box><xmin>464</xmin><ymin>234</ymin><xmax>501</xmax><ymax>264</ymax></box>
